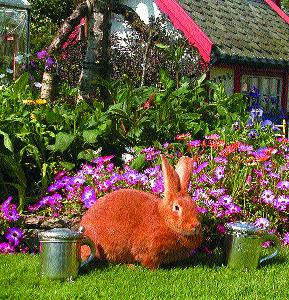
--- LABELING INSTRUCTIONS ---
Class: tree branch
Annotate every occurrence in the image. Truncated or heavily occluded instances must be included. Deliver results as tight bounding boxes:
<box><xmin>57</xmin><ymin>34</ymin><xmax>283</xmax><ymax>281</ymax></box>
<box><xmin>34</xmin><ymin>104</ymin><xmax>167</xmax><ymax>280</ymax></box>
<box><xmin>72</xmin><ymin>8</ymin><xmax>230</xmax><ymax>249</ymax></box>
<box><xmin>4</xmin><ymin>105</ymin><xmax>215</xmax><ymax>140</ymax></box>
<box><xmin>48</xmin><ymin>0</ymin><xmax>93</xmax><ymax>53</ymax></box>
<box><xmin>111</xmin><ymin>3</ymin><xmax>159</xmax><ymax>41</ymax></box>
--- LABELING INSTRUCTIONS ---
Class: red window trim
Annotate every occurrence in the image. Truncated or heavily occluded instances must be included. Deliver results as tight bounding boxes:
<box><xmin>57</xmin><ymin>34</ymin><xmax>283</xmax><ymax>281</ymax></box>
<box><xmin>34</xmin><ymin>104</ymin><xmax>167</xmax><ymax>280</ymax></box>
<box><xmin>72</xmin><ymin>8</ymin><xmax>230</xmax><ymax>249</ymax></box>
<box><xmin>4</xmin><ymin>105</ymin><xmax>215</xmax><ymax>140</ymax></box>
<box><xmin>211</xmin><ymin>64</ymin><xmax>289</xmax><ymax>114</ymax></box>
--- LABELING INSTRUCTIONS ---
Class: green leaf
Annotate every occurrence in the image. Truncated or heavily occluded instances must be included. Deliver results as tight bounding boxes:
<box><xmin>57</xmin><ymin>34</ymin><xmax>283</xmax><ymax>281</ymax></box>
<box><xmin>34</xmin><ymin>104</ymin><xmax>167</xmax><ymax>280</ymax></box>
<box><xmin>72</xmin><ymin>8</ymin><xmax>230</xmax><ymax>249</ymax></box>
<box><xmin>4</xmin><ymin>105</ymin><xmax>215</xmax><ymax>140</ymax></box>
<box><xmin>155</xmin><ymin>43</ymin><xmax>169</xmax><ymax>50</ymax></box>
<box><xmin>217</xmin><ymin>106</ymin><xmax>228</xmax><ymax>116</ymax></box>
<box><xmin>129</xmin><ymin>154</ymin><xmax>146</xmax><ymax>170</ymax></box>
<box><xmin>0</xmin><ymin>130</ymin><xmax>14</xmax><ymax>152</ymax></box>
<box><xmin>197</xmin><ymin>73</ymin><xmax>207</xmax><ymax>86</ymax></box>
<box><xmin>47</xmin><ymin>132</ymin><xmax>74</xmax><ymax>153</ymax></box>
<box><xmin>12</xmin><ymin>72</ymin><xmax>30</xmax><ymax>96</ymax></box>
<box><xmin>77</xmin><ymin>148</ymin><xmax>101</xmax><ymax>161</ymax></box>
<box><xmin>59</xmin><ymin>161</ymin><xmax>75</xmax><ymax>170</ymax></box>
<box><xmin>83</xmin><ymin>129</ymin><xmax>101</xmax><ymax>143</ymax></box>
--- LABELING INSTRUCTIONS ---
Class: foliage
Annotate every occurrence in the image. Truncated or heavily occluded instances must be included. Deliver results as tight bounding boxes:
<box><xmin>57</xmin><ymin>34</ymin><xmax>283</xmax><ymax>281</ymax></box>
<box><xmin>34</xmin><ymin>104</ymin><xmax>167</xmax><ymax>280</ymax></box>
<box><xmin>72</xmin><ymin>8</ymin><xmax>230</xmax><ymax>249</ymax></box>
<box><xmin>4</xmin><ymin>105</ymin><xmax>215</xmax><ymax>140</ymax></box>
<box><xmin>97</xmin><ymin>72</ymin><xmax>248</xmax><ymax>149</ymax></box>
<box><xmin>110</xmin><ymin>16</ymin><xmax>204</xmax><ymax>86</ymax></box>
<box><xmin>0</xmin><ymin>73</ymin><xmax>111</xmax><ymax>210</ymax></box>
<box><xmin>29</xmin><ymin>0</ymin><xmax>75</xmax><ymax>54</ymax></box>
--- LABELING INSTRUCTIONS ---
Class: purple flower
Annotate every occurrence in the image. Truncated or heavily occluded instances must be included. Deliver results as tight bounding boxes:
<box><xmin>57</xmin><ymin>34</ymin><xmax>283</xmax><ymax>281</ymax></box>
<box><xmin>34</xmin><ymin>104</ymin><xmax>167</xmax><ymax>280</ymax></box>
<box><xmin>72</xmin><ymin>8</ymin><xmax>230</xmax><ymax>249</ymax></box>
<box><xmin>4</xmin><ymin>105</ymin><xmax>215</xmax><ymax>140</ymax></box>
<box><xmin>192</xmin><ymin>188</ymin><xmax>208</xmax><ymax>201</ymax></box>
<box><xmin>144</xmin><ymin>166</ymin><xmax>161</xmax><ymax>177</ymax></box>
<box><xmin>214</xmin><ymin>156</ymin><xmax>228</xmax><ymax>164</ymax></box>
<box><xmin>68</xmin><ymin>176</ymin><xmax>85</xmax><ymax>186</ymax></box>
<box><xmin>188</xmin><ymin>140</ymin><xmax>202</xmax><ymax>147</ymax></box>
<box><xmin>274</xmin><ymin>195</ymin><xmax>289</xmax><ymax>211</ymax></box>
<box><xmin>5</xmin><ymin>227</ymin><xmax>23</xmax><ymax>246</ymax></box>
<box><xmin>254</xmin><ymin>217</ymin><xmax>270</xmax><ymax>229</ymax></box>
<box><xmin>238</xmin><ymin>144</ymin><xmax>253</xmax><ymax>152</ymax></box>
<box><xmin>276</xmin><ymin>180</ymin><xmax>289</xmax><ymax>190</ymax></box>
<box><xmin>209</xmin><ymin>188</ymin><xmax>226</xmax><ymax>197</ymax></box>
<box><xmin>92</xmin><ymin>155</ymin><xmax>114</xmax><ymax>165</ymax></box>
<box><xmin>263</xmin><ymin>161</ymin><xmax>273</xmax><ymax>172</ymax></box>
<box><xmin>214</xmin><ymin>165</ymin><xmax>225</xmax><ymax>180</ymax></box>
<box><xmin>45</xmin><ymin>56</ymin><xmax>54</xmax><ymax>69</ymax></box>
<box><xmin>224</xmin><ymin>203</ymin><xmax>242</xmax><ymax>215</ymax></box>
<box><xmin>81</xmin><ymin>186</ymin><xmax>97</xmax><ymax>208</ymax></box>
<box><xmin>36</xmin><ymin>49</ymin><xmax>48</xmax><ymax>59</ymax></box>
<box><xmin>260</xmin><ymin>189</ymin><xmax>275</xmax><ymax>204</ymax></box>
<box><xmin>268</xmin><ymin>172</ymin><xmax>280</xmax><ymax>179</ymax></box>
<box><xmin>150</xmin><ymin>177</ymin><xmax>164</xmax><ymax>194</ymax></box>
<box><xmin>219</xmin><ymin>194</ymin><xmax>233</xmax><ymax>206</ymax></box>
<box><xmin>192</xmin><ymin>161</ymin><xmax>209</xmax><ymax>174</ymax></box>
<box><xmin>0</xmin><ymin>196</ymin><xmax>20</xmax><ymax>222</ymax></box>
<box><xmin>283</xmin><ymin>232</ymin><xmax>289</xmax><ymax>246</ymax></box>
<box><xmin>205</xmin><ymin>134</ymin><xmax>220</xmax><ymax>140</ymax></box>
<box><xmin>248</xmin><ymin>130</ymin><xmax>258</xmax><ymax>138</ymax></box>
<box><xmin>47</xmin><ymin>181</ymin><xmax>66</xmax><ymax>192</ymax></box>
<box><xmin>250</xmin><ymin>107</ymin><xmax>263</xmax><ymax>119</ymax></box>
<box><xmin>261</xmin><ymin>120</ymin><xmax>273</xmax><ymax>129</ymax></box>
<box><xmin>0</xmin><ymin>242</ymin><xmax>15</xmax><ymax>254</ymax></box>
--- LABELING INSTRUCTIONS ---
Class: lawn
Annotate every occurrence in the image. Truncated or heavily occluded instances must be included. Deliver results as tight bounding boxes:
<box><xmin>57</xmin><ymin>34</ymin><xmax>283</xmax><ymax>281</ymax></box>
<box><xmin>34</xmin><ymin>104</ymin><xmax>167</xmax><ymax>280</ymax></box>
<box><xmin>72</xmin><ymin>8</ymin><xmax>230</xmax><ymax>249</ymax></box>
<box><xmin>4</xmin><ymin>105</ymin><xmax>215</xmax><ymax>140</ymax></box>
<box><xmin>0</xmin><ymin>248</ymin><xmax>288</xmax><ymax>300</ymax></box>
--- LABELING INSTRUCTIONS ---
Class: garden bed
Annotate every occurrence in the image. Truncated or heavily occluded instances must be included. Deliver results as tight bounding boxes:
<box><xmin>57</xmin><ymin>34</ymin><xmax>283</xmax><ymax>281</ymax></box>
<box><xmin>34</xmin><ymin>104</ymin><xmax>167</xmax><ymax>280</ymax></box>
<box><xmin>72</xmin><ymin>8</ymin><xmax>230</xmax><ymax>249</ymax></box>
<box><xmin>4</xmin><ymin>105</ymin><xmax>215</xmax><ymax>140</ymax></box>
<box><xmin>0</xmin><ymin>248</ymin><xmax>288</xmax><ymax>299</ymax></box>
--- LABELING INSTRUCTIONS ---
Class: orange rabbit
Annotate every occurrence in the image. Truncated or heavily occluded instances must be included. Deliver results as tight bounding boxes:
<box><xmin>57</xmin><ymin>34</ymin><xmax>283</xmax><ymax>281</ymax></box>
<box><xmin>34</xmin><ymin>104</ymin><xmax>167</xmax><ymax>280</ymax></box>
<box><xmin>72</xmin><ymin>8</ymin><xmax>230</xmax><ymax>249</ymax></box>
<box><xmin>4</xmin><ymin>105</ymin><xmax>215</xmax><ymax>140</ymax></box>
<box><xmin>80</xmin><ymin>154</ymin><xmax>202</xmax><ymax>269</ymax></box>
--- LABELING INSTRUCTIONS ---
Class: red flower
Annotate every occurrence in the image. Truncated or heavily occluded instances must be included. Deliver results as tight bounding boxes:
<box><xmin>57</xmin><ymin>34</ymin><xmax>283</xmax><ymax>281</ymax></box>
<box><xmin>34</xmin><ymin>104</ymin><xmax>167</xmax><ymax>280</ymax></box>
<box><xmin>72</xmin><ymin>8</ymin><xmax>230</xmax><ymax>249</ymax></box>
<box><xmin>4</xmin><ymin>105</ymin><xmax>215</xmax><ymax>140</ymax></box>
<box><xmin>219</xmin><ymin>141</ymin><xmax>241</xmax><ymax>156</ymax></box>
<box><xmin>175</xmin><ymin>133</ymin><xmax>192</xmax><ymax>140</ymax></box>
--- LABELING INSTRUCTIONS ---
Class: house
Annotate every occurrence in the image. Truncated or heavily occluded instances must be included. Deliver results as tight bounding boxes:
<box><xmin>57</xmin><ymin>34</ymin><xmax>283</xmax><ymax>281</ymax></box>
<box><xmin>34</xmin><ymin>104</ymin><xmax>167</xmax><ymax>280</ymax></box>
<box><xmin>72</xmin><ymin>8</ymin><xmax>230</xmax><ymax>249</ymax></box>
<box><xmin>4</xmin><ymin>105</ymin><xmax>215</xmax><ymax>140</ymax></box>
<box><xmin>112</xmin><ymin>0</ymin><xmax>289</xmax><ymax>121</ymax></box>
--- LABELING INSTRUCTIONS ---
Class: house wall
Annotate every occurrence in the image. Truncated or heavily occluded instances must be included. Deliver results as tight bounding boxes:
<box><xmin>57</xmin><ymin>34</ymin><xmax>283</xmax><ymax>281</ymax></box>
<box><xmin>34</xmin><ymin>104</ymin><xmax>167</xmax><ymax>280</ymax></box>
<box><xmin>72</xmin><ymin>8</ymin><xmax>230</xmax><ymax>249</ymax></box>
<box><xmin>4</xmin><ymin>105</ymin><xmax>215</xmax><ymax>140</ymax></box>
<box><xmin>209</xmin><ymin>66</ymin><xmax>235</xmax><ymax>95</ymax></box>
<box><xmin>111</xmin><ymin>0</ymin><xmax>161</xmax><ymax>33</ymax></box>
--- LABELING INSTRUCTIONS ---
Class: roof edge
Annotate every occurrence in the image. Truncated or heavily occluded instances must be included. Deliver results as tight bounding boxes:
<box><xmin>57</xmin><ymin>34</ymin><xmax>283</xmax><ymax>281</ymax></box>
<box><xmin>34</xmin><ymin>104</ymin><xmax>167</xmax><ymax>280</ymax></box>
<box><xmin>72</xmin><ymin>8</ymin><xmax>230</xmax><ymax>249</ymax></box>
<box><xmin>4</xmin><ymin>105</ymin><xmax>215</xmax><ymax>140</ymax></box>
<box><xmin>155</xmin><ymin>0</ymin><xmax>213</xmax><ymax>63</ymax></box>
<box><xmin>264</xmin><ymin>0</ymin><xmax>289</xmax><ymax>25</ymax></box>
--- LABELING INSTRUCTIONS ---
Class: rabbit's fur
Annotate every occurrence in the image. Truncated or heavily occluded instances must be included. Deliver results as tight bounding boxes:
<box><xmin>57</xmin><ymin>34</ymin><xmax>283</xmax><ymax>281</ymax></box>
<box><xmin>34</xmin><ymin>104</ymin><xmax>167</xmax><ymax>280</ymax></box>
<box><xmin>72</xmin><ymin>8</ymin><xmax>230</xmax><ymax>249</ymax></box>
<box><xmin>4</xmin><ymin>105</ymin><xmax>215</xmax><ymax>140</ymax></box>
<box><xmin>80</xmin><ymin>155</ymin><xmax>202</xmax><ymax>269</ymax></box>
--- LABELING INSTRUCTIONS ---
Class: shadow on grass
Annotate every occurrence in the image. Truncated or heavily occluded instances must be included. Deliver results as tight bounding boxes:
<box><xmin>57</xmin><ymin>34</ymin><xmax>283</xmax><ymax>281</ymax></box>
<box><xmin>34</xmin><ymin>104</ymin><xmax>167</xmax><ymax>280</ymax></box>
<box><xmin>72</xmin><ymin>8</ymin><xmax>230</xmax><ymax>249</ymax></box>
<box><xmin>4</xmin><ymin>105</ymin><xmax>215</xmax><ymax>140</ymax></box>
<box><xmin>163</xmin><ymin>250</ymin><xmax>225</xmax><ymax>270</ymax></box>
<box><xmin>79</xmin><ymin>247</ymin><xmax>287</xmax><ymax>273</ymax></box>
<box><xmin>79</xmin><ymin>250</ymin><xmax>225</xmax><ymax>274</ymax></box>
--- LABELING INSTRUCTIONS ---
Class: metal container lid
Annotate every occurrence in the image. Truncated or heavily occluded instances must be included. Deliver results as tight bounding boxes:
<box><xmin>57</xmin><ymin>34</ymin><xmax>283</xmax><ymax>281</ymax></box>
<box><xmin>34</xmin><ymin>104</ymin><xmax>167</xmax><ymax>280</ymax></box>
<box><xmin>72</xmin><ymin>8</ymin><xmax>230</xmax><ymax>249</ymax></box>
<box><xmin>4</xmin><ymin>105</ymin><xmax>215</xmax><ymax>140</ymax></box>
<box><xmin>225</xmin><ymin>221</ymin><xmax>261</xmax><ymax>235</ymax></box>
<box><xmin>39</xmin><ymin>227</ymin><xmax>85</xmax><ymax>241</ymax></box>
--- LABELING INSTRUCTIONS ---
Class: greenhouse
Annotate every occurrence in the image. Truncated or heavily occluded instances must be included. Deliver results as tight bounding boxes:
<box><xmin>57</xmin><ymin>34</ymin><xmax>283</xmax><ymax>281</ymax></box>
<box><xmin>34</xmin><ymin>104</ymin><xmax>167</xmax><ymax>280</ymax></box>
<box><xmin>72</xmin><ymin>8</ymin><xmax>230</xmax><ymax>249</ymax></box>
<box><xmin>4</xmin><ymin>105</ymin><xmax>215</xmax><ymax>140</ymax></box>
<box><xmin>0</xmin><ymin>0</ymin><xmax>30</xmax><ymax>79</ymax></box>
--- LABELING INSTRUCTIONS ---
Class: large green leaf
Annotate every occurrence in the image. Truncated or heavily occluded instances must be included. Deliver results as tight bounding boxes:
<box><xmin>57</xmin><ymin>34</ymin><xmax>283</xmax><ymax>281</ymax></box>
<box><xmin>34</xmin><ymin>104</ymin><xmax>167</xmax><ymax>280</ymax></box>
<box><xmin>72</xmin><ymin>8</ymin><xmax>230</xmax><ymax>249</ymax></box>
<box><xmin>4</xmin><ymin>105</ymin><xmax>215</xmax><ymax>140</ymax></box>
<box><xmin>12</xmin><ymin>72</ymin><xmax>30</xmax><ymax>97</ymax></box>
<box><xmin>0</xmin><ymin>130</ymin><xmax>14</xmax><ymax>153</ymax></box>
<box><xmin>47</xmin><ymin>132</ymin><xmax>74</xmax><ymax>153</ymax></box>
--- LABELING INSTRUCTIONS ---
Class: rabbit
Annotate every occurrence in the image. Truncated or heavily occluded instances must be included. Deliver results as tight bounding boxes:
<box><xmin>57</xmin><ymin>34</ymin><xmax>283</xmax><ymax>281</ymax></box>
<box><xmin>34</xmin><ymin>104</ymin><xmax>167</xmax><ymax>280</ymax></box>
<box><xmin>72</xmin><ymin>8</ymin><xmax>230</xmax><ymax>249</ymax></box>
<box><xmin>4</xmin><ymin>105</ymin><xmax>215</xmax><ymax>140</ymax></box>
<box><xmin>80</xmin><ymin>154</ymin><xmax>202</xmax><ymax>269</ymax></box>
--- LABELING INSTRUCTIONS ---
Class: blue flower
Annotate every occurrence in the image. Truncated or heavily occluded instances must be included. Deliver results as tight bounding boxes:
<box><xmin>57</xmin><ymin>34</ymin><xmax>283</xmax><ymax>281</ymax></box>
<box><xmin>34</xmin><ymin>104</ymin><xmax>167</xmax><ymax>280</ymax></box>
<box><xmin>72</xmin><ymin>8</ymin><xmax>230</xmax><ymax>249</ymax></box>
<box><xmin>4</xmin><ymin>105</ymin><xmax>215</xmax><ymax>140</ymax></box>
<box><xmin>248</xmin><ymin>130</ymin><xmax>258</xmax><ymax>138</ymax></box>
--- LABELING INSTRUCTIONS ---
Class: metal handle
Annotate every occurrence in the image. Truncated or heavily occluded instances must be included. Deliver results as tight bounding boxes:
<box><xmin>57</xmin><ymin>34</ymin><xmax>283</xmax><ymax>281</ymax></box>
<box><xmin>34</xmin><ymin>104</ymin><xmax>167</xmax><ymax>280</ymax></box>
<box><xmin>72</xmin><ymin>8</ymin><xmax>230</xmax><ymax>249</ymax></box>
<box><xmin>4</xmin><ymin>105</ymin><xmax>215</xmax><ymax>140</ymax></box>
<box><xmin>80</xmin><ymin>237</ymin><xmax>96</xmax><ymax>269</ymax></box>
<box><xmin>259</xmin><ymin>233</ymin><xmax>280</xmax><ymax>265</ymax></box>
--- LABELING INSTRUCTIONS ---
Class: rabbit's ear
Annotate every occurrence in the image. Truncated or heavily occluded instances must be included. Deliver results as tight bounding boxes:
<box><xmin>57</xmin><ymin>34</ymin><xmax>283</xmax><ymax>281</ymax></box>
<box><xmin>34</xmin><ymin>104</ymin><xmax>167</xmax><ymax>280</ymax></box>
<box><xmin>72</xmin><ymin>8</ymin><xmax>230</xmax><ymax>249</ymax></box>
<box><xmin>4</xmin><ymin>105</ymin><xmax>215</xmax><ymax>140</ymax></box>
<box><xmin>174</xmin><ymin>156</ymin><xmax>193</xmax><ymax>193</ymax></box>
<box><xmin>161</xmin><ymin>155</ymin><xmax>181</xmax><ymax>199</ymax></box>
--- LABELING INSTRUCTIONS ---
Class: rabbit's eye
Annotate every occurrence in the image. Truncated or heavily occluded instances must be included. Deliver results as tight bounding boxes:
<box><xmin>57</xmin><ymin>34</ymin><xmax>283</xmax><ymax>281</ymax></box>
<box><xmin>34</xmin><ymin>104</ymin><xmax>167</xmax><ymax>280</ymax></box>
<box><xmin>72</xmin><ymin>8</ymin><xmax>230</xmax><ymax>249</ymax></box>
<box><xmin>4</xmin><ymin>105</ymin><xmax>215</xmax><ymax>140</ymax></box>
<box><xmin>173</xmin><ymin>204</ymin><xmax>181</xmax><ymax>213</ymax></box>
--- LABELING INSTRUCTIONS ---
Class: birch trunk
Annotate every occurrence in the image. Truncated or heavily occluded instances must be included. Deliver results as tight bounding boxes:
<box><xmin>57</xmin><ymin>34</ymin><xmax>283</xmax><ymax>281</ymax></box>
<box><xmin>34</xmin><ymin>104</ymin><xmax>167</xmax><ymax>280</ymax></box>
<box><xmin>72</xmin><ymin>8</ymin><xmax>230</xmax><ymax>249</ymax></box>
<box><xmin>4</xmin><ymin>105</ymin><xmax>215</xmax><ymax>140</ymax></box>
<box><xmin>78</xmin><ymin>1</ymin><xmax>112</xmax><ymax>102</ymax></box>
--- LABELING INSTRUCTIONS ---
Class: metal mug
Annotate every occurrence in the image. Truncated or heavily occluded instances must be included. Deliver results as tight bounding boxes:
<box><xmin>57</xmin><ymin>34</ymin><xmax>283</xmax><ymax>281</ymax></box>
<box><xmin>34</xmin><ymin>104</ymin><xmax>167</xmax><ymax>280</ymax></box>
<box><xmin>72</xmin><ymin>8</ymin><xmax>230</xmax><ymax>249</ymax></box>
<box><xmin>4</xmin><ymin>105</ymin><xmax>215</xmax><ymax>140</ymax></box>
<box><xmin>224</xmin><ymin>221</ymin><xmax>280</xmax><ymax>270</ymax></box>
<box><xmin>39</xmin><ymin>226</ymin><xmax>96</xmax><ymax>281</ymax></box>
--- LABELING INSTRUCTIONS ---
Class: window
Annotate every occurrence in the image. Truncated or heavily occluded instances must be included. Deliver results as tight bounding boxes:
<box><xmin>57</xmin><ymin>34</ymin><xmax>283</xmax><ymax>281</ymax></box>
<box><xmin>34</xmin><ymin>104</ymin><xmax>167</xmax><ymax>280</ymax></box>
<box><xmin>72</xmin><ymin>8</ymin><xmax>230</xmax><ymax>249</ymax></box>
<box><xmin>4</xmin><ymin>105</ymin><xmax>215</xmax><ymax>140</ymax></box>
<box><xmin>241</xmin><ymin>75</ymin><xmax>283</xmax><ymax>121</ymax></box>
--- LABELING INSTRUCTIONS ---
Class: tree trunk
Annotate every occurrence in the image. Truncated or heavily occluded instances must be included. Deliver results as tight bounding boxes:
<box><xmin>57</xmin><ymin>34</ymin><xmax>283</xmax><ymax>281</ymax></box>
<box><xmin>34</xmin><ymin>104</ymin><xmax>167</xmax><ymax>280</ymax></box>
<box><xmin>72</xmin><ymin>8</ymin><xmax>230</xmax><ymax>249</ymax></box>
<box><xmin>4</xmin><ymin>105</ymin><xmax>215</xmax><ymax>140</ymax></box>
<box><xmin>40</xmin><ymin>0</ymin><xmax>93</xmax><ymax>100</ymax></box>
<box><xmin>40</xmin><ymin>1</ymin><xmax>158</xmax><ymax>101</ymax></box>
<box><xmin>78</xmin><ymin>1</ymin><xmax>112</xmax><ymax>102</ymax></box>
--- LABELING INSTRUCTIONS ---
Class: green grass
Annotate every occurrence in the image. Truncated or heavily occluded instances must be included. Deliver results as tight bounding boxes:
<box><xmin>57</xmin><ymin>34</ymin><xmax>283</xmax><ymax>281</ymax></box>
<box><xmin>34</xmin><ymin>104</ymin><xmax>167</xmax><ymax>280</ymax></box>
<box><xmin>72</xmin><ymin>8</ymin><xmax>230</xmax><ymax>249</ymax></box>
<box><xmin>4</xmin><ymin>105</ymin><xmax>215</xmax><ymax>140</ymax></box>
<box><xmin>0</xmin><ymin>248</ymin><xmax>288</xmax><ymax>300</ymax></box>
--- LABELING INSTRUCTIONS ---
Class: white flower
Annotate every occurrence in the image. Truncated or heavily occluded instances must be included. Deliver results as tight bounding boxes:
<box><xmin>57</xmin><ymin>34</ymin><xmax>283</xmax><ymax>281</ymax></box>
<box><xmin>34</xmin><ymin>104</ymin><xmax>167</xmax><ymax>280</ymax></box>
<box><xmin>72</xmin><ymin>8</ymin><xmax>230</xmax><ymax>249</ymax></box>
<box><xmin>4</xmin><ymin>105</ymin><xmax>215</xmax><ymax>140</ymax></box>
<box><xmin>0</xmin><ymin>85</ymin><xmax>5</xmax><ymax>90</ymax></box>
<box><xmin>0</xmin><ymin>74</ymin><xmax>5</xmax><ymax>79</ymax></box>
<box><xmin>15</xmin><ymin>54</ymin><xmax>24</xmax><ymax>63</ymax></box>
<box><xmin>34</xmin><ymin>82</ymin><xmax>42</xmax><ymax>88</ymax></box>
<box><xmin>122</xmin><ymin>153</ymin><xmax>134</xmax><ymax>164</ymax></box>
<box><xmin>6</xmin><ymin>68</ymin><xmax>13</xmax><ymax>74</ymax></box>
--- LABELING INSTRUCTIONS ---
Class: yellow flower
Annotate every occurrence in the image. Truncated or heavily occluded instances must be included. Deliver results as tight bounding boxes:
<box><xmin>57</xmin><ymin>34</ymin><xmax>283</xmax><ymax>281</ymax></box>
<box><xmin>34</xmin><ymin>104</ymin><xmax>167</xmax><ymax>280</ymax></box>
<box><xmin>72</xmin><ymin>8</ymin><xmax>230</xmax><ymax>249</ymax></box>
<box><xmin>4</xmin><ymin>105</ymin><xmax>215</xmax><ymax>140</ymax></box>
<box><xmin>22</xmin><ymin>99</ymin><xmax>35</xmax><ymax>105</ymax></box>
<box><xmin>35</xmin><ymin>99</ymin><xmax>47</xmax><ymax>105</ymax></box>
<box><xmin>30</xmin><ymin>113</ymin><xmax>36</xmax><ymax>120</ymax></box>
